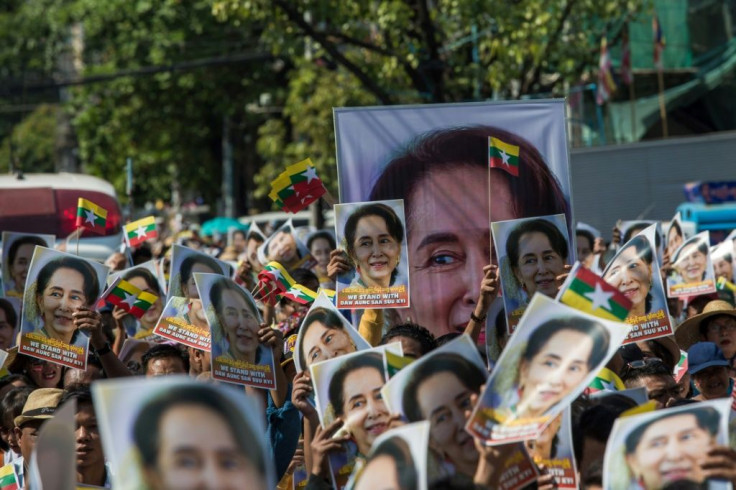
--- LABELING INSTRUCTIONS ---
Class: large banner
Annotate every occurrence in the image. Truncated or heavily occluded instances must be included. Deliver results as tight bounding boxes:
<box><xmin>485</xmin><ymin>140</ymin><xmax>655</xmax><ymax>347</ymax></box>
<box><xmin>334</xmin><ymin>101</ymin><xmax>573</xmax><ymax>339</ymax></box>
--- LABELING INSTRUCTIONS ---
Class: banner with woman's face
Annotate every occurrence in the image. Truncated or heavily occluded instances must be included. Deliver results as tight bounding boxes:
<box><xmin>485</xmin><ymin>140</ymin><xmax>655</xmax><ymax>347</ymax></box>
<box><xmin>167</xmin><ymin>245</ymin><xmax>231</xmax><ymax>303</ymax></box>
<box><xmin>92</xmin><ymin>376</ymin><xmax>274</xmax><ymax>490</ymax></box>
<box><xmin>310</xmin><ymin>345</ymin><xmax>401</xmax><ymax>490</ymax></box>
<box><xmin>492</xmin><ymin>214</ymin><xmax>571</xmax><ymax>334</ymax></box>
<box><xmin>665</xmin><ymin>212</ymin><xmax>695</xmax><ymax>261</ymax></box>
<box><xmin>153</xmin><ymin>296</ymin><xmax>211</xmax><ymax>352</ymax></box>
<box><xmin>334</xmin><ymin>199</ymin><xmax>410</xmax><ymax>309</ymax></box>
<box><xmin>466</xmin><ymin>294</ymin><xmax>629</xmax><ymax>445</ymax></box>
<box><xmin>19</xmin><ymin>247</ymin><xmax>109</xmax><ymax>370</ymax></box>
<box><xmin>602</xmin><ymin>224</ymin><xmax>672</xmax><ymax>343</ymax></box>
<box><xmin>256</xmin><ymin>219</ymin><xmax>314</xmax><ymax>271</ymax></box>
<box><xmin>526</xmin><ymin>408</ymin><xmax>578</xmax><ymax>489</ymax></box>
<box><xmin>667</xmin><ymin>231</ymin><xmax>717</xmax><ymax>298</ymax></box>
<box><xmin>350</xmin><ymin>421</ymin><xmax>431</xmax><ymax>490</ymax></box>
<box><xmin>293</xmin><ymin>291</ymin><xmax>371</xmax><ymax>373</ymax></box>
<box><xmin>603</xmin><ymin>399</ymin><xmax>731</xmax><ymax>490</ymax></box>
<box><xmin>194</xmin><ymin>273</ymin><xmax>275</xmax><ymax>390</ymax></box>
<box><xmin>2</xmin><ymin>231</ymin><xmax>55</xmax><ymax>299</ymax></box>
<box><xmin>334</xmin><ymin>101</ymin><xmax>573</xmax><ymax>340</ymax></box>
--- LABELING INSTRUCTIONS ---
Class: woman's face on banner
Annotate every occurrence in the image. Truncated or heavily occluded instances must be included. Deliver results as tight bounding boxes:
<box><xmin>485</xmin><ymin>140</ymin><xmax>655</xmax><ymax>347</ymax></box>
<box><xmin>416</xmin><ymin>370</ymin><xmax>478</xmax><ymax>475</ymax></box>
<box><xmin>513</xmin><ymin>231</ymin><xmax>566</xmax><ymax>298</ymax></box>
<box><xmin>400</xmin><ymin>166</ymin><xmax>516</xmax><ymax>338</ymax></box>
<box><xmin>183</xmin><ymin>262</ymin><xmax>219</xmax><ymax>299</ymax></box>
<box><xmin>340</xmin><ymin>366</ymin><xmax>390</xmax><ymax>456</ymax></box>
<box><xmin>351</xmin><ymin>214</ymin><xmax>401</xmax><ymax>288</ymax></box>
<box><xmin>0</xmin><ymin>308</ymin><xmax>15</xmax><ymax>350</ymax></box>
<box><xmin>713</xmin><ymin>256</ymin><xmax>733</xmax><ymax>282</ymax></box>
<box><xmin>127</xmin><ymin>276</ymin><xmax>163</xmax><ymax>327</ymax></box>
<box><xmin>667</xmin><ymin>226</ymin><xmax>683</xmax><ymax>259</ymax></box>
<box><xmin>146</xmin><ymin>403</ymin><xmax>267</xmax><ymax>490</ymax></box>
<box><xmin>37</xmin><ymin>267</ymin><xmax>88</xmax><ymax>341</ymax></box>
<box><xmin>518</xmin><ymin>329</ymin><xmax>593</xmax><ymax>417</ymax></box>
<box><xmin>626</xmin><ymin>413</ymin><xmax>715</xmax><ymax>489</ymax></box>
<box><xmin>603</xmin><ymin>245</ymin><xmax>652</xmax><ymax>314</ymax></box>
<box><xmin>219</xmin><ymin>289</ymin><xmax>260</xmax><ymax>360</ymax></box>
<box><xmin>301</xmin><ymin>321</ymin><xmax>355</xmax><ymax>368</ymax></box>
<box><xmin>354</xmin><ymin>453</ymin><xmax>401</xmax><ymax>490</ymax></box>
<box><xmin>267</xmin><ymin>231</ymin><xmax>297</xmax><ymax>264</ymax></box>
<box><xmin>676</xmin><ymin>242</ymin><xmax>707</xmax><ymax>283</ymax></box>
<box><xmin>310</xmin><ymin>237</ymin><xmax>333</xmax><ymax>269</ymax></box>
<box><xmin>10</xmin><ymin>243</ymin><xmax>36</xmax><ymax>293</ymax></box>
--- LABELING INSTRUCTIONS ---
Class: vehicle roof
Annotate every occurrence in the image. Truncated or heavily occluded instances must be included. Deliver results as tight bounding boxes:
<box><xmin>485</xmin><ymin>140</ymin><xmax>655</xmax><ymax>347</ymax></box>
<box><xmin>0</xmin><ymin>172</ymin><xmax>117</xmax><ymax>196</ymax></box>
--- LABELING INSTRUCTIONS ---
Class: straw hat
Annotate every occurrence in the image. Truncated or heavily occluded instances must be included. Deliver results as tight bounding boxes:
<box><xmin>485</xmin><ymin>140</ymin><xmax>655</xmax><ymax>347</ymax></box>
<box><xmin>675</xmin><ymin>300</ymin><xmax>736</xmax><ymax>351</ymax></box>
<box><xmin>14</xmin><ymin>388</ymin><xmax>63</xmax><ymax>427</ymax></box>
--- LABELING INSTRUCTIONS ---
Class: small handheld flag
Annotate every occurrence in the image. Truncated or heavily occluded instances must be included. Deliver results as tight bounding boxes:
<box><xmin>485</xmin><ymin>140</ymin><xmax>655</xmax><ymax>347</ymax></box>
<box><xmin>125</xmin><ymin>216</ymin><xmax>158</xmax><ymax>247</ymax></box>
<box><xmin>559</xmin><ymin>263</ymin><xmax>632</xmax><ymax>322</ymax></box>
<box><xmin>596</xmin><ymin>36</ymin><xmax>617</xmax><ymax>105</ymax></box>
<box><xmin>489</xmin><ymin>137</ymin><xmax>520</xmax><ymax>177</ymax></box>
<box><xmin>0</xmin><ymin>462</ymin><xmax>20</xmax><ymax>490</ymax></box>
<box><xmin>268</xmin><ymin>158</ymin><xmax>327</xmax><ymax>213</ymax></box>
<box><xmin>586</xmin><ymin>366</ymin><xmax>625</xmax><ymax>394</ymax></box>
<box><xmin>102</xmin><ymin>277</ymin><xmax>158</xmax><ymax>319</ymax></box>
<box><xmin>75</xmin><ymin>198</ymin><xmax>108</xmax><ymax>235</ymax></box>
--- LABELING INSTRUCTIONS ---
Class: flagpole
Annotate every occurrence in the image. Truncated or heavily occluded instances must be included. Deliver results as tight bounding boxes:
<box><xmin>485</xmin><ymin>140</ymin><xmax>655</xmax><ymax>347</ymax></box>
<box><xmin>656</xmin><ymin>69</ymin><xmax>668</xmax><ymax>138</ymax></box>
<box><xmin>75</xmin><ymin>226</ymin><xmax>82</xmax><ymax>256</ymax></box>
<box><xmin>321</xmin><ymin>189</ymin><xmax>337</xmax><ymax>209</ymax></box>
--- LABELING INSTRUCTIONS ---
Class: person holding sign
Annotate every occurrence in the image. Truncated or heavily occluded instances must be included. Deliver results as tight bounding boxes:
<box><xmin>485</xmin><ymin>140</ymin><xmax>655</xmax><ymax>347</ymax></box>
<box><xmin>210</xmin><ymin>278</ymin><xmax>266</xmax><ymax>365</ymax></box>
<box><xmin>31</xmin><ymin>256</ymin><xmax>100</xmax><ymax>347</ymax></box>
<box><xmin>298</xmin><ymin>308</ymin><xmax>359</xmax><ymax>370</ymax></box>
<box><xmin>673</xmin><ymin>239</ymin><xmax>709</xmax><ymax>284</ymax></box>
<box><xmin>343</xmin><ymin>203</ymin><xmax>404</xmax><ymax>290</ymax></box>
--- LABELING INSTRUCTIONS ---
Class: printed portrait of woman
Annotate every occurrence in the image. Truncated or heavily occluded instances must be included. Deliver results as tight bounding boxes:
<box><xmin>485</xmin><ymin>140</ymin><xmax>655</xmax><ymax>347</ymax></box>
<box><xmin>132</xmin><ymin>384</ymin><xmax>270</xmax><ymax>490</ymax></box>
<box><xmin>258</xmin><ymin>221</ymin><xmax>312</xmax><ymax>271</ymax></box>
<box><xmin>297</xmin><ymin>307</ymin><xmax>360</xmax><ymax>371</ymax></box>
<box><xmin>122</xmin><ymin>268</ymin><xmax>164</xmax><ymax>334</ymax></box>
<box><xmin>0</xmin><ymin>299</ymin><xmax>18</xmax><ymax>350</ymax></box>
<box><xmin>354</xmin><ymin>435</ymin><xmax>418</xmax><ymax>490</ymax></box>
<box><xmin>603</xmin><ymin>235</ymin><xmax>655</xmax><ymax>321</ymax></box>
<box><xmin>366</xmin><ymin>126</ymin><xmax>570</xmax><ymax>338</ymax></box>
<box><xmin>666</xmin><ymin>220</ymin><xmax>684</xmax><ymax>260</ymax></box>
<box><xmin>3</xmin><ymin>234</ymin><xmax>50</xmax><ymax>298</ymax></box>
<box><xmin>24</xmin><ymin>254</ymin><xmax>103</xmax><ymax>348</ymax></box>
<box><xmin>672</xmin><ymin>236</ymin><xmax>709</xmax><ymax>284</ymax></box>
<box><xmin>209</xmin><ymin>277</ymin><xmax>266</xmax><ymax>365</ymax></box>
<box><xmin>486</xmin><ymin>316</ymin><xmax>610</xmax><ymax>422</ymax></box>
<box><xmin>341</xmin><ymin>202</ymin><xmax>406</xmax><ymax>291</ymax></box>
<box><xmin>176</xmin><ymin>253</ymin><xmax>224</xmax><ymax>300</ymax></box>
<box><xmin>401</xmin><ymin>352</ymin><xmax>487</xmax><ymax>478</ymax></box>
<box><xmin>326</xmin><ymin>352</ymin><xmax>391</xmax><ymax>457</ymax></box>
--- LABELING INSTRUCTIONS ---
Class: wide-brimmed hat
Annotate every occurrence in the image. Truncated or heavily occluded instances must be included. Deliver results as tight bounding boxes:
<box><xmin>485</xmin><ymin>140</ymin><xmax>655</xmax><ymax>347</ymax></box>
<box><xmin>687</xmin><ymin>342</ymin><xmax>729</xmax><ymax>375</ymax></box>
<box><xmin>675</xmin><ymin>300</ymin><xmax>736</xmax><ymax>351</ymax></box>
<box><xmin>14</xmin><ymin>388</ymin><xmax>63</xmax><ymax>428</ymax></box>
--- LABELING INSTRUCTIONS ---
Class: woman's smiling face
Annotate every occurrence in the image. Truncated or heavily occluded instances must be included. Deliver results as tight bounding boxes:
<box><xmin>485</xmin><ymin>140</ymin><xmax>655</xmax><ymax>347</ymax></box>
<box><xmin>37</xmin><ymin>267</ymin><xmax>87</xmax><ymax>341</ymax></box>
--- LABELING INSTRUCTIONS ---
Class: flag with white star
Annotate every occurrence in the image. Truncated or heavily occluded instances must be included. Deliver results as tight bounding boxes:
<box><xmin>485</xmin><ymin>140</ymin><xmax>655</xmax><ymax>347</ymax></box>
<box><xmin>559</xmin><ymin>263</ymin><xmax>632</xmax><ymax>322</ymax></box>
<box><xmin>102</xmin><ymin>277</ymin><xmax>158</xmax><ymax>319</ymax></box>
<box><xmin>489</xmin><ymin>136</ymin><xmax>520</xmax><ymax>177</ymax></box>
<box><xmin>124</xmin><ymin>216</ymin><xmax>158</xmax><ymax>248</ymax></box>
<box><xmin>75</xmin><ymin>198</ymin><xmax>108</xmax><ymax>235</ymax></box>
<box><xmin>268</xmin><ymin>158</ymin><xmax>327</xmax><ymax>213</ymax></box>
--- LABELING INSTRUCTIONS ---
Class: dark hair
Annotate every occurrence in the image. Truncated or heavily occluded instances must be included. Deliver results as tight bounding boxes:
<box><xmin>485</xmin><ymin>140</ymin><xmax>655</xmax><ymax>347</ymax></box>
<box><xmin>328</xmin><ymin>352</ymin><xmax>384</xmax><ymax>418</ymax></box>
<box><xmin>701</xmin><ymin>314</ymin><xmax>736</xmax><ymax>339</ymax></box>
<box><xmin>523</xmin><ymin>317</ymin><xmax>610</xmax><ymax>372</ymax></box>
<box><xmin>575</xmin><ymin>229</ymin><xmax>595</xmax><ymax>251</ymax></box>
<box><xmin>133</xmin><ymin>384</ymin><xmax>267</xmax><ymax>478</ymax></box>
<box><xmin>307</xmin><ymin>231</ymin><xmax>336</xmax><ymax>252</ymax></box>
<box><xmin>573</xmin><ymin>398</ymin><xmax>636</xmax><ymax>464</ymax></box>
<box><xmin>402</xmin><ymin>353</ymin><xmax>486</xmax><ymax>422</ymax></box>
<box><xmin>7</xmin><ymin>236</ymin><xmax>47</xmax><ymax>269</ymax></box>
<box><xmin>289</xmin><ymin>269</ymin><xmax>320</xmax><ymax>292</ymax></box>
<box><xmin>179</xmin><ymin>253</ymin><xmax>222</xmax><ymax>295</ymax></box>
<box><xmin>123</xmin><ymin>267</ymin><xmax>162</xmax><ymax>296</ymax></box>
<box><xmin>623</xmin><ymin>222</ymin><xmax>651</xmax><ymax>244</ymax></box>
<box><xmin>605</xmin><ymin>235</ymin><xmax>653</xmax><ymax>313</ymax></box>
<box><xmin>209</xmin><ymin>278</ymin><xmax>262</xmax><ymax>363</ymax></box>
<box><xmin>0</xmin><ymin>299</ymin><xmax>18</xmax><ymax>329</ymax></box>
<box><xmin>298</xmin><ymin>308</ymin><xmax>347</xmax><ymax>369</ymax></box>
<box><xmin>369</xmin><ymin>126</ymin><xmax>569</xmax><ymax>224</ymax></box>
<box><xmin>365</xmin><ymin>436</ymin><xmax>417</xmax><ymax>490</ymax></box>
<box><xmin>131</xmin><ymin>243</ymin><xmax>153</xmax><ymax>265</ymax></box>
<box><xmin>60</xmin><ymin>383</ymin><xmax>93</xmax><ymax>407</ymax></box>
<box><xmin>141</xmin><ymin>344</ymin><xmax>190</xmax><ymax>374</ymax></box>
<box><xmin>668</xmin><ymin>221</ymin><xmax>683</xmax><ymax>242</ymax></box>
<box><xmin>620</xmin><ymin>359</ymin><xmax>672</xmax><ymax>385</ymax></box>
<box><xmin>1</xmin><ymin>385</ymin><xmax>34</xmax><ymax>428</ymax></box>
<box><xmin>0</xmin><ymin>374</ymin><xmax>31</xmax><ymax>393</ymax></box>
<box><xmin>507</xmin><ymin>218</ymin><xmax>569</xmax><ymax>271</ymax></box>
<box><xmin>624</xmin><ymin>406</ymin><xmax>720</xmax><ymax>454</ymax></box>
<box><xmin>266</xmin><ymin>230</ymin><xmax>300</xmax><ymax>260</ymax></box>
<box><xmin>36</xmin><ymin>256</ymin><xmax>100</xmax><ymax>307</ymax></box>
<box><xmin>672</xmin><ymin>238</ymin><xmax>709</xmax><ymax>265</ymax></box>
<box><xmin>380</xmin><ymin>323</ymin><xmax>437</xmax><ymax>357</ymax></box>
<box><xmin>344</xmin><ymin>203</ymin><xmax>404</xmax><ymax>286</ymax></box>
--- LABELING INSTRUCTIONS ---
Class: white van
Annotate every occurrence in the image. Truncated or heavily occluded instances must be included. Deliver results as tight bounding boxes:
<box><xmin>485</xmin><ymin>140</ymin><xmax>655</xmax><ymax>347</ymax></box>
<box><xmin>0</xmin><ymin>172</ymin><xmax>124</xmax><ymax>261</ymax></box>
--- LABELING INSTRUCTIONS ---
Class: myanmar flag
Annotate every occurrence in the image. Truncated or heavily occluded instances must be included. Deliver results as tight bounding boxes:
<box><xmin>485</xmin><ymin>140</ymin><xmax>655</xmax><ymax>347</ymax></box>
<box><xmin>104</xmin><ymin>278</ymin><xmax>158</xmax><ymax>319</ymax></box>
<box><xmin>280</xmin><ymin>284</ymin><xmax>316</xmax><ymax>305</ymax></box>
<box><xmin>268</xmin><ymin>158</ymin><xmax>326</xmax><ymax>213</ymax></box>
<box><xmin>586</xmin><ymin>367</ymin><xmax>625</xmax><ymax>394</ymax></box>
<box><xmin>125</xmin><ymin>216</ymin><xmax>158</xmax><ymax>247</ymax></box>
<box><xmin>559</xmin><ymin>264</ymin><xmax>632</xmax><ymax>321</ymax></box>
<box><xmin>489</xmin><ymin>137</ymin><xmax>520</xmax><ymax>177</ymax></box>
<box><xmin>259</xmin><ymin>262</ymin><xmax>298</xmax><ymax>292</ymax></box>
<box><xmin>75</xmin><ymin>198</ymin><xmax>107</xmax><ymax>235</ymax></box>
<box><xmin>385</xmin><ymin>350</ymin><xmax>414</xmax><ymax>379</ymax></box>
<box><xmin>0</xmin><ymin>463</ymin><xmax>19</xmax><ymax>490</ymax></box>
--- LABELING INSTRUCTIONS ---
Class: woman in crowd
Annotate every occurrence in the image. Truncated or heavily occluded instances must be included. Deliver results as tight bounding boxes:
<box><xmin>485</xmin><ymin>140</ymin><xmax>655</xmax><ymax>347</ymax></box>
<box><xmin>369</xmin><ymin>126</ymin><xmax>569</xmax><ymax>338</ymax></box>
<box><xmin>342</xmin><ymin>203</ymin><xmax>404</xmax><ymax>290</ymax></box>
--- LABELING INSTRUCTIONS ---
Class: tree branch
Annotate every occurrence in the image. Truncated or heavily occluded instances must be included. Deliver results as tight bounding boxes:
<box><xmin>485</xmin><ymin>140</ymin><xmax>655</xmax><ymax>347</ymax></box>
<box><xmin>272</xmin><ymin>0</ymin><xmax>393</xmax><ymax>104</ymax></box>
